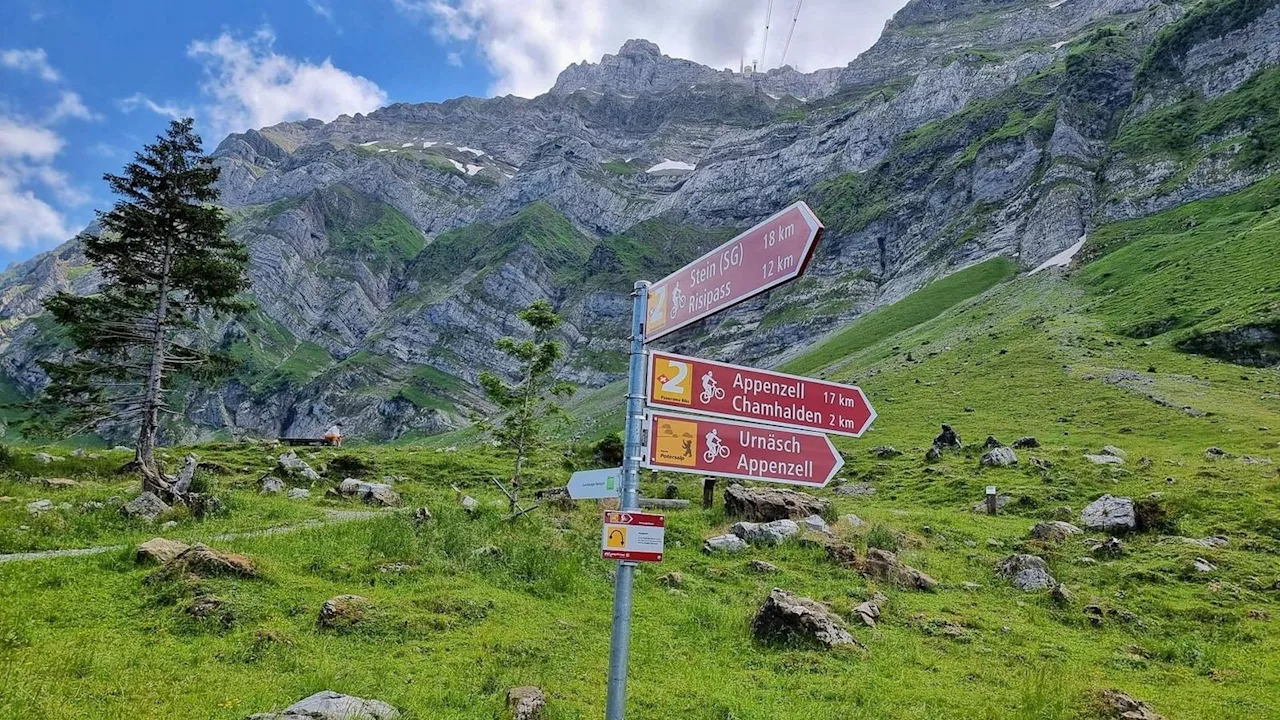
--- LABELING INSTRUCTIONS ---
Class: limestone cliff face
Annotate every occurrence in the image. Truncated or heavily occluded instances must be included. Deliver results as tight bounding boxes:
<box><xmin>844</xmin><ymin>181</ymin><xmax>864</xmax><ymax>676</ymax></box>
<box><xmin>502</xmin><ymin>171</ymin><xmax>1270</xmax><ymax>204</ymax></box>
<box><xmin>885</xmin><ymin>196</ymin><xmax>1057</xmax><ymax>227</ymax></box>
<box><xmin>1</xmin><ymin>0</ymin><xmax>1276</xmax><ymax>441</ymax></box>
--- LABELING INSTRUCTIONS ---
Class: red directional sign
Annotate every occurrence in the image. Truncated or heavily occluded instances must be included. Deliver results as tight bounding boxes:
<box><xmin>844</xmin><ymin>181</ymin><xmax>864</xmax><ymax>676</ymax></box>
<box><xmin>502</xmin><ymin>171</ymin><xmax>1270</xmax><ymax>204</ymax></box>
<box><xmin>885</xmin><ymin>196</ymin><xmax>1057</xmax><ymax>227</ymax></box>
<box><xmin>601</xmin><ymin>511</ymin><xmax>666</xmax><ymax>563</ymax></box>
<box><xmin>647</xmin><ymin>351</ymin><xmax>876</xmax><ymax>437</ymax></box>
<box><xmin>644</xmin><ymin>201</ymin><xmax>823</xmax><ymax>341</ymax></box>
<box><xmin>643</xmin><ymin>411</ymin><xmax>844</xmax><ymax>488</ymax></box>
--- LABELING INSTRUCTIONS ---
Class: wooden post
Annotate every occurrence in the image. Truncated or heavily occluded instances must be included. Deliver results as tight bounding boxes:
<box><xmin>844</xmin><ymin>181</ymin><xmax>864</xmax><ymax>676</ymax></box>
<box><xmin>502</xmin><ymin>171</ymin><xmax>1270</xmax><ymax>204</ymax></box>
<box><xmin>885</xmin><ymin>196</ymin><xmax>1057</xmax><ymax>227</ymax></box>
<box><xmin>986</xmin><ymin>485</ymin><xmax>998</xmax><ymax>515</ymax></box>
<box><xmin>702</xmin><ymin>477</ymin><xmax>717</xmax><ymax>509</ymax></box>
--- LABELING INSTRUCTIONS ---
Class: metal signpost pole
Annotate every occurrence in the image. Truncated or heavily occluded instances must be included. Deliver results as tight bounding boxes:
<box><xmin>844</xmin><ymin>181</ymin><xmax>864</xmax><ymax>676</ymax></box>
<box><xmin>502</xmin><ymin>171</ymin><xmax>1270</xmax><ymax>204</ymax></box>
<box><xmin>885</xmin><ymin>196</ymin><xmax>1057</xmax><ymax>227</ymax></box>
<box><xmin>605</xmin><ymin>280</ymin><xmax>649</xmax><ymax>720</ymax></box>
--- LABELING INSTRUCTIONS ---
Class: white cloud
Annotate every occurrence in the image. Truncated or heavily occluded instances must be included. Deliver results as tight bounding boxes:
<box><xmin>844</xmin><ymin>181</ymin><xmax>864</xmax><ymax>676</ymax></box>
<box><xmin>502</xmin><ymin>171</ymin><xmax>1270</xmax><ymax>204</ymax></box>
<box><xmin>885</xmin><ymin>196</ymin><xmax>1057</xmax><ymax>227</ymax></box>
<box><xmin>446</xmin><ymin>51</ymin><xmax>463</xmax><ymax>67</ymax></box>
<box><xmin>0</xmin><ymin>47</ymin><xmax>60</xmax><ymax>82</ymax></box>
<box><xmin>47</xmin><ymin>91</ymin><xmax>101</xmax><ymax>123</ymax></box>
<box><xmin>117</xmin><ymin>92</ymin><xmax>195</xmax><ymax>121</ymax></box>
<box><xmin>397</xmin><ymin>0</ymin><xmax>909</xmax><ymax>97</ymax></box>
<box><xmin>308</xmin><ymin>0</ymin><xmax>334</xmax><ymax>21</ymax></box>
<box><xmin>0</xmin><ymin>116</ymin><xmax>79</xmax><ymax>252</ymax></box>
<box><xmin>0</xmin><ymin>118</ymin><xmax>63</xmax><ymax>161</ymax></box>
<box><xmin>187</xmin><ymin>27</ymin><xmax>388</xmax><ymax>138</ymax></box>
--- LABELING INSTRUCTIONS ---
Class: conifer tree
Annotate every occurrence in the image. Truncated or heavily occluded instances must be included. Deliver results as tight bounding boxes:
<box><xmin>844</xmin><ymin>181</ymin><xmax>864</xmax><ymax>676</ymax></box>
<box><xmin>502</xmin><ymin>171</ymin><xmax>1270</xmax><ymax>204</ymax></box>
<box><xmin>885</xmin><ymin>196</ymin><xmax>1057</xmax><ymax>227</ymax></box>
<box><xmin>36</xmin><ymin>118</ymin><xmax>249</xmax><ymax>501</ymax></box>
<box><xmin>479</xmin><ymin>299</ymin><xmax>575</xmax><ymax>512</ymax></box>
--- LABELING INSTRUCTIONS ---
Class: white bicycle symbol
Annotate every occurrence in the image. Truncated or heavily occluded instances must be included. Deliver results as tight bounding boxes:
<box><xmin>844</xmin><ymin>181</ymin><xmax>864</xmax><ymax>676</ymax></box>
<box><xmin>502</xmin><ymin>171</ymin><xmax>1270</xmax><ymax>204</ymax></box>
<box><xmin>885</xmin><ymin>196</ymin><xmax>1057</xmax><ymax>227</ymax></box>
<box><xmin>670</xmin><ymin>283</ymin><xmax>687</xmax><ymax>318</ymax></box>
<box><xmin>700</xmin><ymin>385</ymin><xmax>726</xmax><ymax>403</ymax></box>
<box><xmin>703</xmin><ymin>443</ymin><xmax>731</xmax><ymax>463</ymax></box>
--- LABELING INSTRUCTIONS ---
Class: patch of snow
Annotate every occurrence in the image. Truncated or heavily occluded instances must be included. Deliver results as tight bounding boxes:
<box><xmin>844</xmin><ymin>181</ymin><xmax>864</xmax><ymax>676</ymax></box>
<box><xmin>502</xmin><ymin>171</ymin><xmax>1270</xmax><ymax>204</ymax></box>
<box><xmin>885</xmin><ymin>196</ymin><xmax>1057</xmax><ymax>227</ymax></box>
<box><xmin>359</xmin><ymin>140</ymin><xmax>379</xmax><ymax>146</ymax></box>
<box><xmin>1052</xmin><ymin>40</ymin><xmax>1069</xmax><ymax>50</ymax></box>
<box><xmin>502</xmin><ymin>171</ymin><xmax>513</xmax><ymax>179</ymax></box>
<box><xmin>377</xmin><ymin>148</ymin><xmax>389</xmax><ymax>152</ymax></box>
<box><xmin>457</xmin><ymin>146</ymin><xmax>484</xmax><ymax>156</ymax></box>
<box><xmin>446</xmin><ymin>158</ymin><xmax>465</xmax><ymax>172</ymax></box>
<box><xmin>1047</xmin><ymin>0</ymin><xmax>1067</xmax><ymax>7</ymax></box>
<box><xmin>422</xmin><ymin>141</ymin><xmax>436</xmax><ymax>148</ymax></box>
<box><xmin>389</xmin><ymin>149</ymin><xmax>397</xmax><ymax>153</ymax></box>
<box><xmin>646</xmin><ymin>159</ymin><xmax>697</xmax><ymax>173</ymax></box>
<box><xmin>765</xmin><ymin>92</ymin><xmax>780</xmax><ymax>100</ymax></box>
<box><xmin>618</xmin><ymin>94</ymin><xmax>635</xmax><ymax>99</ymax></box>
<box><xmin>1030</xmin><ymin>235</ymin><xmax>1087</xmax><ymax>274</ymax></box>
<box><xmin>401</xmin><ymin>142</ymin><xmax>414</xmax><ymax>148</ymax></box>
<box><xmin>465</xmin><ymin>163</ymin><xmax>484</xmax><ymax>175</ymax></box>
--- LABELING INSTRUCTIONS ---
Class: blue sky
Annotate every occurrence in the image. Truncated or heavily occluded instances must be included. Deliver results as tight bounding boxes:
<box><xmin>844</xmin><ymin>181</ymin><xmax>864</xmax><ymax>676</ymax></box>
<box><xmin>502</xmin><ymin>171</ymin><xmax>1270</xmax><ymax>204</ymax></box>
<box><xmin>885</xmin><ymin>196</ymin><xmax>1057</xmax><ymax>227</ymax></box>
<box><xmin>0</xmin><ymin>0</ymin><xmax>902</xmax><ymax>268</ymax></box>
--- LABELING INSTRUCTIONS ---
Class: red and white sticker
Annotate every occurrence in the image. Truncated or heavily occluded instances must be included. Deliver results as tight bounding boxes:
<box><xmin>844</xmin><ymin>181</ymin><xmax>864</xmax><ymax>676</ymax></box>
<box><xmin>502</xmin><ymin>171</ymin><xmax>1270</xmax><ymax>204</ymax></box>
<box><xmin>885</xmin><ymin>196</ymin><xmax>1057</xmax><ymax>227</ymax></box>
<box><xmin>601</xmin><ymin>511</ymin><xmax>666</xmax><ymax>563</ymax></box>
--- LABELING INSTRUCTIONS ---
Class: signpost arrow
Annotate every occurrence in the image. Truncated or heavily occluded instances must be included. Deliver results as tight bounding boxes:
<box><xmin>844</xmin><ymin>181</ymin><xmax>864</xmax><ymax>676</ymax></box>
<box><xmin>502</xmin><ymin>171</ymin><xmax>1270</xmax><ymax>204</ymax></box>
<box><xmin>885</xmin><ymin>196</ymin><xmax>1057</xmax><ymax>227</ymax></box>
<box><xmin>647</xmin><ymin>350</ymin><xmax>877</xmax><ymax>437</ymax></box>
<box><xmin>644</xmin><ymin>201</ymin><xmax>823</xmax><ymax>341</ymax></box>
<box><xmin>643</xmin><ymin>411</ymin><xmax>845</xmax><ymax>488</ymax></box>
<box><xmin>567</xmin><ymin>467</ymin><xmax>622</xmax><ymax>500</ymax></box>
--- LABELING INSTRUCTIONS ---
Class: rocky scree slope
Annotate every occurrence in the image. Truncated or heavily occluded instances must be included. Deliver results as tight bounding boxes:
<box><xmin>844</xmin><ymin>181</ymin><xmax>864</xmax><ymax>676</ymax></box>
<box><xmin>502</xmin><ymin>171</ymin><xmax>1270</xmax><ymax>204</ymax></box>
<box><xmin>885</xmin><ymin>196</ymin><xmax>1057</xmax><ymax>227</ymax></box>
<box><xmin>0</xmin><ymin>0</ymin><xmax>1277</xmax><ymax>442</ymax></box>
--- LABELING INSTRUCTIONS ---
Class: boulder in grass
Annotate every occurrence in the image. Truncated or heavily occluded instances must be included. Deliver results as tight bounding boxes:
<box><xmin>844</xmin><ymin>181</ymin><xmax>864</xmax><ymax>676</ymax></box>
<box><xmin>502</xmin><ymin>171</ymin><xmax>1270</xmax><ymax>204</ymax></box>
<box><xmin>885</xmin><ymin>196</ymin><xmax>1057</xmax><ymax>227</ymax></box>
<box><xmin>43</xmin><ymin>478</ymin><xmax>79</xmax><ymax>489</ymax></box>
<box><xmin>338</xmin><ymin>478</ymin><xmax>401</xmax><ymax>507</ymax></box>
<box><xmin>1094</xmin><ymin>690</ymin><xmax>1167</xmax><ymax>720</ymax></box>
<box><xmin>731</xmin><ymin>519</ymin><xmax>800</xmax><ymax>546</ymax></box>
<box><xmin>506</xmin><ymin>686</ymin><xmax>546</xmax><ymax>720</ymax></box>
<box><xmin>26</xmin><ymin>499</ymin><xmax>53</xmax><ymax>515</ymax></box>
<box><xmin>997</xmin><ymin>554</ymin><xmax>1055</xmax><ymax>591</ymax></box>
<box><xmin>1030</xmin><ymin>521</ymin><xmax>1082</xmax><ymax>543</ymax></box>
<box><xmin>1101</xmin><ymin>445</ymin><xmax>1128</xmax><ymax>460</ymax></box>
<box><xmin>703</xmin><ymin>534</ymin><xmax>748</xmax><ymax>553</ymax></box>
<box><xmin>1081</xmin><ymin>495</ymin><xmax>1136</xmax><ymax>533</ymax></box>
<box><xmin>318</xmin><ymin>595</ymin><xmax>369</xmax><ymax>630</ymax></box>
<box><xmin>136</xmin><ymin>538</ymin><xmax>190</xmax><ymax>564</ymax></box>
<box><xmin>121</xmin><ymin>492</ymin><xmax>170</xmax><ymax>522</ymax></box>
<box><xmin>287</xmin><ymin>488</ymin><xmax>311</xmax><ymax>500</ymax></box>
<box><xmin>980</xmin><ymin>447</ymin><xmax>1017</xmax><ymax>467</ymax></box>
<box><xmin>862</xmin><ymin>548</ymin><xmax>937</xmax><ymax>591</ymax></box>
<box><xmin>1012</xmin><ymin>436</ymin><xmax>1040</xmax><ymax>449</ymax></box>
<box><xmin>260</xmin><ymin>477</ymin><xmax>285</xmax><ymax>494</ymax></box>
<box><xmin>723</xmin><ymin>483</ymin><xmax>829</xmax><ymax>522</ymax></box>
<box><xmin>276</xmin><ymin>451</ymin><xmax>321</xmax><ymax>482</ymax></box>
<box><xmin>166</xmin><ymin>544</ymin><xmax>258</xmax><ymax>579</ymax></box>
<box><xmin>248</xmin><ymin>690</ymin><xmax>399</xmax><ymax>719</ymax></box>
<box><xmin>752</xmin><ymin>588</ymin><xmax>860</xmax><ymax>649</ymax></box>
<box><xmin>1085</xmin><ymin>454</ymin><xmax>1125</xmax><ymax>466</ymax></box>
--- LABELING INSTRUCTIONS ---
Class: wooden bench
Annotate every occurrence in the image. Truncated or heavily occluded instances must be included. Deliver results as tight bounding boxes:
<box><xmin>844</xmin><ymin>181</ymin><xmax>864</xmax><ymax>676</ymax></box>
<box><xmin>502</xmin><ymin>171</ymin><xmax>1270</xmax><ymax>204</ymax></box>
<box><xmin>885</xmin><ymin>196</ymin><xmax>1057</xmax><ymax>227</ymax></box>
<box><xmin>279</xmin><ymin>437</ymin><xmax>334</xmax><ymax>447</ymax></box>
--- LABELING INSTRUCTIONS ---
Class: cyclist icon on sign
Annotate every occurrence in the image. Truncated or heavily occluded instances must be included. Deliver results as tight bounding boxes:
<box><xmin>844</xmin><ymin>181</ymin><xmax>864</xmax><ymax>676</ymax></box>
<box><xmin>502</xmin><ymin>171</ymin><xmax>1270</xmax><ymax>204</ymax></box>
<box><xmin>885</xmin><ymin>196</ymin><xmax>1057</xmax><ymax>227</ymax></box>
<box><xmin>700</xmin><ymin>371</ymin><xmax>725</xmax><ymax>403</ymax></box>
<box><xmin>670</xmin><ymin>282</ymin><xmax>686</xmax><ymax>319</ymax></box>
<box><xmin>703</xmin><ymin>428</ymin><xmax>730</xmax><ymax>463</ymax></box>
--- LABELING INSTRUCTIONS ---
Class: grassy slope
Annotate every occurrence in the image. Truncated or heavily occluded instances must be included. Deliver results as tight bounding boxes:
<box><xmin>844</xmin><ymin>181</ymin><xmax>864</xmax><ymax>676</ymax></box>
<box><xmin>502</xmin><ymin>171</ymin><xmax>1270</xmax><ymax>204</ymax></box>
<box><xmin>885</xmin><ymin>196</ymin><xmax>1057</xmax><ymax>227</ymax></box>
<box><xmin>782</xmin><ymin>257</ymin><xmax>1017</xmax><ymax>377</ymax></box>
<box><xmin>2</xmin><ymin>179</ymin><xmax>1278</xmax><ymax>718</ymax></box>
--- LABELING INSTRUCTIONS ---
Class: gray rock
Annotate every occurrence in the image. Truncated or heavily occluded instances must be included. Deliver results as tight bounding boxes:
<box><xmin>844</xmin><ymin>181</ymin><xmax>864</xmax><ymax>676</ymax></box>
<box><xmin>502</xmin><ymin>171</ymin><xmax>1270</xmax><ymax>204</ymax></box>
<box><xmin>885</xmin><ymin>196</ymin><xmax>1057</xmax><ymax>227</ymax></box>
<box><xmin>800</xmin><ymin>514</ymin><xmax>831</xmax><ymax>535</ymax></box>
<box><xmin>136</xmin><ymin>538</ymin><xmax>190</xmax><ymax>564</ymax></box>
<box><xmin>997</xmin><ymin>554</ymin><xmax>1056</xmax><ymax>591</ymax></box>
<box><xmin>277</xmin><ymin>451</ymin><xmax>321</xmax><ymax>482</ymax></box>
<box><xmin>1011</xmin><ymin>436</ymin><xmax>1039</xmax><ymax>449</ymax></box>
<box><xmin>32</xmin><ymin>452</ymin><xmax>53</xmax><ymax>464</ymax></box>
<box><xmin>703</xmin><ymin>534</ymin><xmax>748</xmax><ymax>553</ymax></box>
<box><xmin>26</xmin><ymin>499</ymin><xmax>53</xmax><ymax>515</ymax></box>
<box><xmin>980</xmin><ymin>447</ymin><xmax>1018</xmax><ymax>467</ymax></box>
<box><xmin>248</xmin><ymin>690</ymin><xmax>399</xmax><ymax>719</ymax></box>
<box><xmin>752</xmin><ymin>588</ymin><xmax>859</xmax><ymax>649</ymax></box>
<box><xmin>853</xmin><ymin>600</ymin><xmax>881</xmax><ymax>627</ymax></box>
<box><xmin>461</xmin><ymin>495</ymin><xmax>480</xmax><ymax>512</ymax></box>
<box><xmin>261</xmin><ymin>477</ymin><xmax>286</xmax><ymax>494</ymax></box>
<box><xmin>1193</xmin><ymin>557</ymin><xmax>1216</xmax><ymax>573</ymax></box>
<box><xmin>1085</xmin><ymin>454</ymin><xmax>1125</xmax><ymax>465</ymax></box>
<box><xmin>1101</xmin><ymin>445</ymin><xmax>1128</xmax><ymax>459</ymax></box>
<box><xmin>287</xmin><ymin>487</ymin><xmax>311</xmax><ymax>500</ymax></box>
<box><xmin>731</xmin><ymin>519</ymin><xmax>801</xmax><ymax>546</ymax></box>
<box><xmin>1080</xmin><ymin>494</ymin><xmax>1136</xmax><ymax>533</ymax></box>
<box><xmin>840</xmin><ymin>514</ymin><xmax>866</xmax><ymax>529</ymax></box>
<box><xmin>337</xmin><ymin>478</ymin><xmax>401</xmax><ymax>507</ymax></box>
<box><xmin>160</xmin><ymin>520</ymin><xmax>178</xmax><ymax>531</ymax></box>
<box><xmin>79</xmin><ymin>500</ymin><xmax>104</xmax><ymax>513</ymax></box>
<box><xmin>747</xmin><ymin>560</ymin><xmax>779</xmax><ymax>573</ymax></box>
<box><xmin>863</xmin><ymin>548</ymin><xmax>937</xmax><ymax>591</ymax></box>
<box><xmin>1030</xmin><ymin>521</ymin><xmax>1082</xmax><ymax>542</ymax></box>
<box><xmin>1093</xmin><ymin>537</ymin><xmax>1124</xmax><ymax>557</ymax></box>
<box><xmin>872</xmin><ymin>445</ymin><xmax>901</xmax><ymax>458</ymax></box>
<box><xmin>723</xmin><ymin>484</ymin><xmax>829</xmax><ymax>522</ymax></box>
<box><xmin>317</xmin><ymin>595</ymin><xmax>370</xmax><ymax>629</ymax></box>
<box><xmin>111</xmin><ymin>445</ymin><xmax>133</xmax><ymax>453</ymax></box>
<box><xmin>1182</xmin><ymin>536</ymin><xmax>1229</xmax><ymax>549</ymax></box>
<box><xmin>121</xmin><ymin>492</ymin><xmax>171</xmax><ymax>523</ymax></box>
<box><xmin>506</xmin><ymin>686</ymin><xmax>545</xmax><ymax>720</ymax></box>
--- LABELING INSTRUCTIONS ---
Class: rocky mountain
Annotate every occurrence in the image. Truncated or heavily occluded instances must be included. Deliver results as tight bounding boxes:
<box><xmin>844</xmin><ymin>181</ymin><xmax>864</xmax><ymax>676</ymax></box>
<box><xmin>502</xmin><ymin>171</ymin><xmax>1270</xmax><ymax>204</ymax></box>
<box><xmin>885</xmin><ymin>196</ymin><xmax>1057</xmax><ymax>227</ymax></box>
<box><xmin>0</xmin><ymin>0</ymin><xmax>1276</xmax><ymax>442</ymax></box>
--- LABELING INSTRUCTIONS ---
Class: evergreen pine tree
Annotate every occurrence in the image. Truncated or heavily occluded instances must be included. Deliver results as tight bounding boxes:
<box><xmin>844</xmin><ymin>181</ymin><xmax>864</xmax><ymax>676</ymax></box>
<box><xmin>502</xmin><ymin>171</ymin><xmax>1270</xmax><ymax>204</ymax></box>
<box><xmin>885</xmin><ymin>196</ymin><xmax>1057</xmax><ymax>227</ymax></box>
<box><xmin>479</xmin><ymin>299</ymin><xmax>575</xmax><ymax>512</ymax></box>
<box><xmin>35</xmin><ymin>118</ymin><xmax>249</xmax><ymax>501</ymax></box>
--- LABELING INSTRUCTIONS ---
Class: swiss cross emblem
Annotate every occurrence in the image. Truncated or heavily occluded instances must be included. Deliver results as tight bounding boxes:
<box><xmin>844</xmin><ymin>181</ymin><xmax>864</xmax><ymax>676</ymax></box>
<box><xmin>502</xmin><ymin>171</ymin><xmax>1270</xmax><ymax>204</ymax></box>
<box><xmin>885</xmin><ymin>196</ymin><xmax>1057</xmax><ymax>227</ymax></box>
<box><xmin>657</xmin><ymin>374</ymin><xmax>669</xmax><ymax>384</ymax></box>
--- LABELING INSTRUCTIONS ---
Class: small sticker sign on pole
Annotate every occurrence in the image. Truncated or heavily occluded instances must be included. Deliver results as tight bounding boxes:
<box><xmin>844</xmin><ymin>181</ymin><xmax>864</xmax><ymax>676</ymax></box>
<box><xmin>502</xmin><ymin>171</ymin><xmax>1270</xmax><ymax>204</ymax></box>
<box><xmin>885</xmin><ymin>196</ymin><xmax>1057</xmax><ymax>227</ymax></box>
<box><xmin>601</xmin><ymin>511</ymin><xmax>666</xmax><ymax>563</ymax></box>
